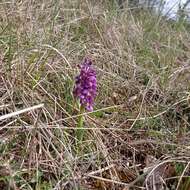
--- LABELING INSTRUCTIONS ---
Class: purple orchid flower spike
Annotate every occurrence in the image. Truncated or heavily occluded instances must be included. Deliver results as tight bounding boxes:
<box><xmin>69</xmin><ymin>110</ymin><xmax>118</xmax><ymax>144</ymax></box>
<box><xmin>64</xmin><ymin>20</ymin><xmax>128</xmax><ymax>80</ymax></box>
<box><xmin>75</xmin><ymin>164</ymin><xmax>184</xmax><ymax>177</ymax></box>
<box><xmin>73</xmin><ymin>58</ymin><xmax>97</xmax><ymax>111</ymax></box>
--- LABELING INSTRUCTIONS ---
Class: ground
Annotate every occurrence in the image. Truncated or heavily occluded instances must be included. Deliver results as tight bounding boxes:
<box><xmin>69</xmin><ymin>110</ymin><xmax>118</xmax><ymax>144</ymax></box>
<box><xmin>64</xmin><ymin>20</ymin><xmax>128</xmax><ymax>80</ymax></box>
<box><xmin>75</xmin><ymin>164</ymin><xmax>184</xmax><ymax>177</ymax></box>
<box><xmin>0</xmin><ymin>0</ymin><xmax>190</xmax><ymax>190</ymax></box>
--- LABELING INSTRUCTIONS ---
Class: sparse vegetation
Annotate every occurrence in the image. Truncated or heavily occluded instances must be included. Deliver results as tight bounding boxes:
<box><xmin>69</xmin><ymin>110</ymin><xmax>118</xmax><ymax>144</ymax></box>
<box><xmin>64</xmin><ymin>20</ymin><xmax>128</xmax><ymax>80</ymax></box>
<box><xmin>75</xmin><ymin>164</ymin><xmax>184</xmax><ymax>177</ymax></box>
<box><xmin>0</xmin><ymin>0</ymin><xmax>190</xmax><ymax>189</ymax></box>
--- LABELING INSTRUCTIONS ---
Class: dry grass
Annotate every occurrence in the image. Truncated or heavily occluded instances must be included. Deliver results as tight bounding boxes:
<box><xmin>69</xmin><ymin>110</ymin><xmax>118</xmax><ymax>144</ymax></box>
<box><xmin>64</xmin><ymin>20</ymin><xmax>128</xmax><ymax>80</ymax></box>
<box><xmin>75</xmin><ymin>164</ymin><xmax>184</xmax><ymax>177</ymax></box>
<box><xmin>0</xmin><ymin>0</ymin><xmax>190</xmax><ymax>189</ymax></box>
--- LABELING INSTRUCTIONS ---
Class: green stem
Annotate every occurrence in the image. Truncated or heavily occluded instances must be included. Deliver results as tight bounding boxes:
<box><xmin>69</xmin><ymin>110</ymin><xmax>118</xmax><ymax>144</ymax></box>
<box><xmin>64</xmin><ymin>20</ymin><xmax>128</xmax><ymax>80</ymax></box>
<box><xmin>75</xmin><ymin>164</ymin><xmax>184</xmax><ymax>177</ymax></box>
<box><xmin>76</xmin><ymin>106</ymin><xmax>85</xmax><ymax>143</ymax></box>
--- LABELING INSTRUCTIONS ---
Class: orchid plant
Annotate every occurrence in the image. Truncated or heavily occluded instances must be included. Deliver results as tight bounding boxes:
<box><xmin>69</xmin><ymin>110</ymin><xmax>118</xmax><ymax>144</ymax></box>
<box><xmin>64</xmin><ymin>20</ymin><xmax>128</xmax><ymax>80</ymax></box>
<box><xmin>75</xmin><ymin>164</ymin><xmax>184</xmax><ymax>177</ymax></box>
<box><xmin>73</xmin><ymin>58</ymin><xmax>97</xmax><ymax>142</ymax></box>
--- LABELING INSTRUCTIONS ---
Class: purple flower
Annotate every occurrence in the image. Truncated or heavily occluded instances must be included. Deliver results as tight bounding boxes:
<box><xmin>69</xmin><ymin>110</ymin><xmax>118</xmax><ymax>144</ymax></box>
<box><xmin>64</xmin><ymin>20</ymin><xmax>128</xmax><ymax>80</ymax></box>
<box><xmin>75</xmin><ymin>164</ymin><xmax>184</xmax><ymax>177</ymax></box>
<box><xmin>73</xmin><ymin>58</ymin><xmax>97</xmax><ymax>111</ymax></box>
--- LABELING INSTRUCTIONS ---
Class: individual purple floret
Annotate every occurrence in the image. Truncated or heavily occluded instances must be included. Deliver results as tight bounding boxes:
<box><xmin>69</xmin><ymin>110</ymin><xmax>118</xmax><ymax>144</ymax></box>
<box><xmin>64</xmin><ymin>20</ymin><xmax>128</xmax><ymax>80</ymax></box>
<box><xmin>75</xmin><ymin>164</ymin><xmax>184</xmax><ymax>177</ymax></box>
<box><xmin>73</xmin><ymin>58</ymin><xmax>97</xmax><ymax>111</ymax></box>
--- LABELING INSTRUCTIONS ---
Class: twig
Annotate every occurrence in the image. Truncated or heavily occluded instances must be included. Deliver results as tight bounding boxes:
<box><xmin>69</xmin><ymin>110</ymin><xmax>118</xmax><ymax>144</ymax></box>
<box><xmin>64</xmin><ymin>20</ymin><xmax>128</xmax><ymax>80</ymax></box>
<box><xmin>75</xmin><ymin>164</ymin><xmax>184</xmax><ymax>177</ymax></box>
<box><xmin>0</xmin><ymin>104</ymin><xmax>44</xmax><ymax>121</ymax></box>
